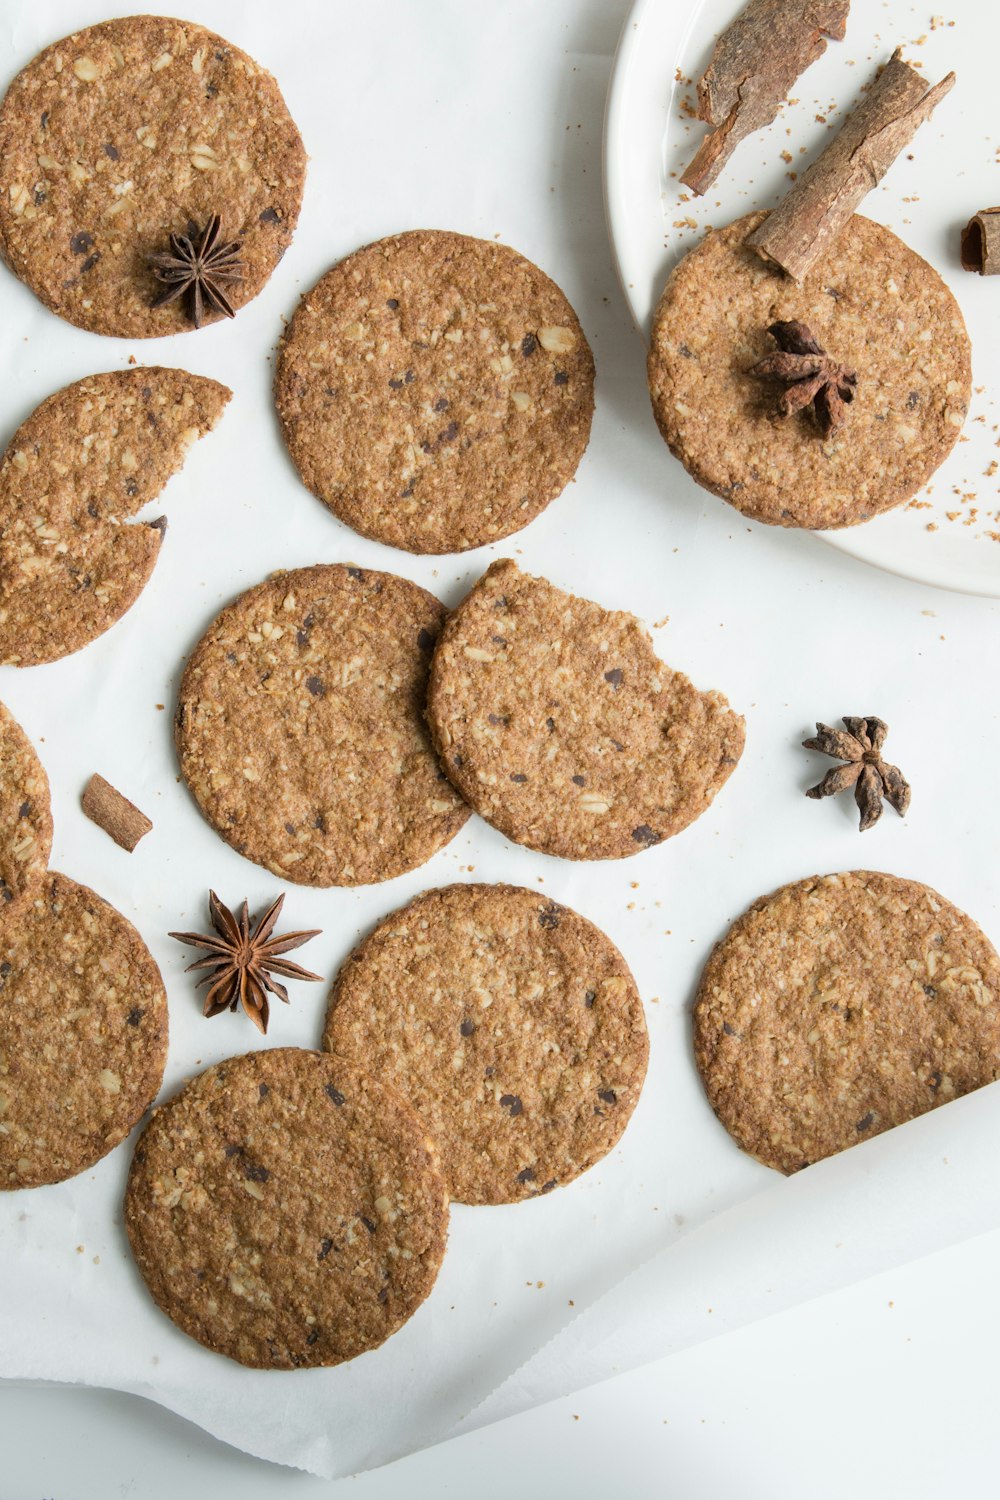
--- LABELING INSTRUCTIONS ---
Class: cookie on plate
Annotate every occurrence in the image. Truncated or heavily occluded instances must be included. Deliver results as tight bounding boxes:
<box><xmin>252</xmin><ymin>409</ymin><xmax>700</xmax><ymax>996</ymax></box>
<box><xmin>0</xmin><ymin>699</ymin><xmax>51</xmax><ymax>907</ymax></box>
<box><xmin>426</xmin><ymin>559</ymin><xmax>744</xmax><ymax>860</ymax></box>
<box><xmin>325</xmin><ymin>883</ymin><xmax>649</xmax><ymax>1205</ymax></box>
<box><xmin>647</xmin><ymin>211</ymin><xmax>970</xmax><ymax>528</ymax></box>
<box><xmin>176</xmin><ymin>564</ymin><xmax>469</xmax><ymax>886</ymax></box>
<box><xmin>694</xmin><ymin>871</ymin><xmax>1000</xmax><ymax>1174</ymax></box>
<box><xmin>0</xmin><ymin>872</ymin><xmax>167</xmax><ymax>1190</ymax></box>
<box><xmin>0</xmin><ymin>15</ymin><xmax>306</xmax><ymax>336</ymax></box>
<box><xmin>274</xmin><ymin>230</ymin><xmax>595</xmax><ymax>554</ymax></box>
<box><xmin>124</xmin><ymin>1049</ymin><xmax>449</xmax><ymax>1368</ymax></box>
<box><xmin>0</xmin><ymin>367</ymin><xmax>230</xmax><ymax>667</ymax></box>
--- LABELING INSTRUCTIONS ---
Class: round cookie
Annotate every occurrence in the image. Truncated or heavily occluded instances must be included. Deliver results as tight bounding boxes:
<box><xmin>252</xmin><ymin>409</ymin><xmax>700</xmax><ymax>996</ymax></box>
<box><xmin>0</xmin><ymin>16</ymin><xmax>306</xmax><ymax>337</ymax></box>
<box><xmin>325</xmin><ymin>883</ymin><xmax>649</xmax><ymax>1205</ymax></box>
<box><xmin>124</xmin><ymin>1049</ymin><xmax>449</xmax><ymax>1368</ymax></box>
<box><xmin>694</xmin><ymin>871</ymin><xmax>1000</xmax><ymax>1175</ymax></box>
<box><xmin>647</xmin><ymin>211</ymin><xmax>970</xmax><ymax>528</ymax></box>
<box><xmin>0</xmin><ymin>699</ymin><xmax>51</xmax><ymax>908</ymax></box>
<box><xmin>176</xmin><ymin>564</ymin><xmax>469</xmax><ymax>886</ymax></box>
<box><xmin>426</xmin><ymin>558</ymin><xmax>745</xmax><ymax>860</ymax></box>
<box><xmin>0</xmin><ymin>367</ymin><xmax>230</xmax><ymax>667</ymax></box>
<box><xmin>0</xmin><ymin>872</ymin><xmax>168</xmax><ymax>1190</ymax></box>
<box><xmin>274</xmin><ymin>230</ymin><xmax>595</xmax><ymax>554</ymax></box>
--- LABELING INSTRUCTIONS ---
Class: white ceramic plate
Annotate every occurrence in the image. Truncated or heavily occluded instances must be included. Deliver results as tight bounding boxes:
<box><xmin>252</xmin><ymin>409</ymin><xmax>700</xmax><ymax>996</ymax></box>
<box><xmin>604</xmin><ymin>0</ymin><xmax>1000</xmax><ymax>597</ymax></box>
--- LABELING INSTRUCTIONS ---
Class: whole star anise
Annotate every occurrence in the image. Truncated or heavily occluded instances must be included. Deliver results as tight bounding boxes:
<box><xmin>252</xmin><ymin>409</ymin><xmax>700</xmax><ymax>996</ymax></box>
<box><xmin>169</xmin><ymin>891</ymin><xmax>322</xmax><ymax>1034</ymax></box>
<box><xmin>148</xmin><ymin>214</ymin><xmax>243</xmax><ymax>328</ymax></box>
<box><xmin>749</xmin><ymin>320</ymin><xmax>857</xmax><ymax>435</ymax></box>
<box><xmin>803</xmin><ymin>717</ymin><xmax>911</xmax><ymax>832</ymax></box>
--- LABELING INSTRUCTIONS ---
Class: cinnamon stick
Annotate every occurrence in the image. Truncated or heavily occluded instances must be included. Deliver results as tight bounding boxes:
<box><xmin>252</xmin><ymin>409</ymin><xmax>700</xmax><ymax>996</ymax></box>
<box><xmin>746</xmin><ymin>49</ymin><xmax>955</xmax><ymax>282</ymax></box>
<box><xmin>961</xmin><ymin>210</ymin><xmax>1000</xmax><ymax>275</ymax></box>
<box><xmin>82</xmin><ymin>774</ymin><xmax>152</xmax><ymax>852</ymax></box>
<box><xmin>680</xmin><ymin>0</ymin><xmax>850</xmax><ymax>197</ymax></box>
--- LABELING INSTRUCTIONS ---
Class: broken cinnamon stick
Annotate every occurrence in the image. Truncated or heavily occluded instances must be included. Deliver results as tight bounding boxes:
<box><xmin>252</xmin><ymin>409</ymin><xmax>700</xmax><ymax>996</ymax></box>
<box><xmin>746</xmin><ymin>48</ymin><xmax>955</xmax><ymax>282</ymax></box>
<box><xmin>680</xmin><ymin>0</ymin><xmax>850</xmax><ymax>197</ymax></box>
<box><xmin>82</xmin><ymin>774</ymin><xmax>152</xmax><ymax>852</ymax></box>
<box><xmin>960</xmin><ymin>209</ymin><xmax>1000</xmax><ymax>275</ymax></box>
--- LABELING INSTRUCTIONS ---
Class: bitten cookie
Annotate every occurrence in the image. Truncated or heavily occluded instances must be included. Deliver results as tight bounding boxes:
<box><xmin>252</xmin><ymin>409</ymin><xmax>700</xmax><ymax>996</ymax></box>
<box><xmin>0</xmin><ymin>699</ymin><xmax>51</xmax><ymax>907</ymax></box>
<box><xmin>0</xmin><ymin>872</ymin><xmax>167</xmax><ymax>1189</ymax></box>
<box><xmin>647</xmin><ymin>212</ymin><xmax>970</xmax><ymax>528</ymax></box>
<box><xmin>0</xmin><ymin>15</ymin><xmax>306</xmax><ymax>336</ymax></box>
<box><xmin>176</xmin><ymin>564</ymin><xmax>469</xmax><ymax>886</ymax></box>
<box><xmin>124</xmin><ymin>1049</ymin><xmax>449</xmax><ymax>1368</ymax></box>
<box><xmin>426</xmin><ymin>559</ymin><xmax>744</xmax><ymax>860</ymax></box>
<box><xmin>274</xmin><ymin>231</ymin><xmax>595</xmax><ymax>553</ymax></box>
<box><xmin>694</xmin><ymin>871</ymin><xmax>1000</xmax><ymax>1174</ymax></box>
<box><xmin>0</xmin><ymin>368</ymin><xmax>230</xmax><ymax>666</ymax></box>
<box><xmin>325</xmin><ymin>883</ymin><xmax>649</xmax><ymax>1205</ymax></box>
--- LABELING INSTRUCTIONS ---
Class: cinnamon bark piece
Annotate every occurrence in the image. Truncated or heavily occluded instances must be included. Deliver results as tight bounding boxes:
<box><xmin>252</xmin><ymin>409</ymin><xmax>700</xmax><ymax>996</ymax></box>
<box><xmin>680</xmin><ymin>0</ymin><xmax>850</xmax><ymax>197</ymax></box>
<box><xmin>960</xmin><ymin>210</ymin><xmax>1000</xmax><ymax>275</ymax></box>
<box><xmin>82</xmin><ymin>774</ymin><xmax>152</xmax><ymax>852</ymax></box>
<box><xmin>746</xmin><ymin>49</ymin><xmax>955</xmax><ymax>282</ymax></box>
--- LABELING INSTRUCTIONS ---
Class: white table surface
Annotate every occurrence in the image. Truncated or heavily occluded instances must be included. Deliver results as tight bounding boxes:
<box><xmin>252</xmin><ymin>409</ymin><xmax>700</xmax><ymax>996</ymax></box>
<box><xmin>4</xmin><ymin>0</ymin><xmax>1000</xmax><ymax>1493</ymax></box>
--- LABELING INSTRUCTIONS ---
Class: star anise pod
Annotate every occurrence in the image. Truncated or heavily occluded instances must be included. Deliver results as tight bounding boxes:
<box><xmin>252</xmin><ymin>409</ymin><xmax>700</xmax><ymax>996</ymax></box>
<box><xmin>169</xmin><ymin>891</ymin><xmax>322</xmax><ymax>1034</ymax></box>
<box><xmin>748</xmin><ymin>320</ymin><xmax>858</xmax><ymax>435</ymax></box>
<box><xmin>803</xmin><ymin>717</ymin><xmax>911</xmax><ymax>832</ymax></box>
<box><xmin>148</xmin><ymin>214</ymin><xmax>243</xmax><ymax>328</ymax></box>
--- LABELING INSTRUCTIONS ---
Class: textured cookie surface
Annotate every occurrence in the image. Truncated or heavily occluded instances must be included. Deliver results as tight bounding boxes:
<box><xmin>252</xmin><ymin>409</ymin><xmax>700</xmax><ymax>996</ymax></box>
<box><xmin>124</xmin><ymin>1049</ymin><xmax>449</xmax><ymax>1368</ymax></box>
<box><xmin>0</xmin><ymin>872</ymin><xmax>167</xmax><ymax>1189</ymax></box>
<box><xmin>647</xmin><ymin>212</ymin><xmax>970</xmax><ymax>528</ymax></box>
<box><xmin>0</xmin><ymin>15</ymin><xmax>306</xmax><ymax>336</ymax></box>
<box><xmin>325</xmin><ymin>883</ymin><xmax>649</xmax><ymax>1205</ymax></box>
<box><xmin>427</xmin><ymin>559</ymin><xmax>744</xmax><ymax>860</ymax></box>
<box><xmin>0</xmin><ymin>367</ymin><xmax>230</xmax><ymax>666</ymax></box>
<box><xmin>274</xmin><ymin>231</ymin><xmax>595</xmax><ymax>553</ymax></box>
<box><xmin>0</xmin><ymin>700</ymin><xmax>51</xmax><ymax>907</ymax></box>
<box><xmin>177</xmin><ymin>564</ymin><xmax>469</xmax><ymax>886</ymax></box>
<box><xmin>694</xmin><ymin>871</ymin><xmax>1000</xmax><ymax>1174</ymax></box>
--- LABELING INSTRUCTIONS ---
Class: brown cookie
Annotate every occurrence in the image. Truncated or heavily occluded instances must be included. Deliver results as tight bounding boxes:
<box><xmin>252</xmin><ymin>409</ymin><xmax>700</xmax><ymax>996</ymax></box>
<box><xmin>647</xmin><ymin>212</ymin><xmax>970</xmax><ymax>528</ymax></box>
<box><xmin>176</xmin><ymin>564</ymin><xmax>469</xmax><ymax>886</ymax></box>
<box><xmin>0</xmin><ymin>16</ymin><xmax>306</xmax><ymax>336</ymax></box>
<box><xmin>0</xmin><ymin>699</ymin><xmax>51</xmax><ymax>908</ymax></box>
<box><xmin>0</xmin><ymin>872</ymin><xmax>167</xmax><ymax>1189</ymax></box>
<box><xmin>426</xmin><ymin>559</ymin><xmax>744</xmax><ymax>860</ymax></box>
<box><xmin>693</xmin><ymin>871</ymin><xmax>1000</xmax><ymax>1174</ymax></box>
<box><xmin>325</xmin><ymin>883</ymin><xmax>649</xmax><ymax>1205</ymax></box>
<box><xmin>124</xmin><ymin>1048</ymin><xmax>449</xmax><ymax>1368</ymax></box>
<box><xmin>0</xmin><ymin>367</ymin><xmax>230</xmax><ymax>667</ymax></box>
<box><xmin>274</xmin><ymin>230</ymin><xmax>595</xmax><ymax>554</ymax></box>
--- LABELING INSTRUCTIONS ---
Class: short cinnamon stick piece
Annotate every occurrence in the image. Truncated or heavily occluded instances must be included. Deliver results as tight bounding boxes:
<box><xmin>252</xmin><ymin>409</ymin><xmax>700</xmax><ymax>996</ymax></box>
<box><xmin>82</xmin><ymin>774</ymin><xmax>153</xmax><ymax>852</ymax></box>
<box><xmin>746</xmin><ymin>48</ymin><xmax>955</xmax><ymax>282</ymax></box>
<box><xmin>680</xmin><ymin>0</ymin><xmax>850</xmax><ymax>197</ymax></box>
<box><xmin>960</xmin><ymin>210</ymin><xmax>1000</xmax><ymax>275</ymax></box>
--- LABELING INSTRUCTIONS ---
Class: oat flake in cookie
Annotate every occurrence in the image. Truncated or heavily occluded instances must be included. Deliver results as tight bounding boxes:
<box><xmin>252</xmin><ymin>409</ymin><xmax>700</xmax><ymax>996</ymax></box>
<box><xmin>325</xmin><ymin>883</ymin><xmax>649</xmax><ymax>1205</ymax></box>
<box><xmin>176</xmin><ymin>564</ymin><xmax>469</xmax><ymax>886</ymax></box>
<box><xmin>0</xmin><ymin>700</ymin><xmax>51</xmax><ymax>908</ymax></box>
<box><xmin>124</xmin><ymin>1049</ymin><xmax>449</xmax><ymax>1368</ymax></box>
<box><xmin>0</xmin><ymin>873</ymin><xmax>167</xmax><ymax>1190</ymax></box>
<box><xmin>647</xmin><ymin>212</ymin><xmax>970</xmax><ymax>528</ymax></box>
<box><xmin>274</xmin><ymin>231</ymin><xmax>595</xmax><ymax>554</ymax></box>
<box><xmin>694</xmin><ymin>871</ymin><xmax>1000</xmax><ymax>1175</ymax></box>
<box><xmin>426</xmin><ymin>559</ymin><xmax>744</xmax><ymax>860</ymax></box>
<box><xmin>0</xmin><ymin>16</ymin><xmax>306</xmax><ymax>336</ymax></box>
<box><xmin>0</xmin><ymin>368</ymin><xmax>230</xmax><ymax>667</ymax></box>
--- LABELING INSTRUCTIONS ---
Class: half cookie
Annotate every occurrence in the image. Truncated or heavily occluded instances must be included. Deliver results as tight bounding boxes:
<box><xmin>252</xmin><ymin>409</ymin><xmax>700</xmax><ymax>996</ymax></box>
<box><xmin>0</xmin><ymin>16</ymin><xmax>306</xmax><ymax>336</ymax></box>
<box><xmin>426</xmin><ymin>559</ymin><xmax>744</xmax><ymax>860</ymax></box>
<box><xmin>0</xmin><ymin>368</ymin><xmax>230</xmax><ymax>666</ymax></box>
<box><xmin>0</xmin><ymin>873</ymin><xmax>167</xmax><ymax>1189</ymax></box>
<box><xmin>325</xmin><ymin>883</ymin><xmax>649</xmax><ymax>1205</ymax></box>
<box><xmin>694</xmin><ymin>871</ymin><xmax>1000</xmax><ymax>1174</ymax></box>
<box><xmin>176</xmin><ymin>564</ymin><xmax>469</xmax><ymax>885</ymax></box>
<box><xmin>274</xmin><ymin>230</ymin><xmax>595</xmax><ymax>553</ymax></box>
<box><xmin>647</xmin><ymin>212</ymin><xmax>970</xmax><ymax>528</ymax></box>
<box><xmin>124</xmin><ymin>1049</ymin><xmax>449</xmax><ymax>1368</ymax></box>
<box><xmin>0</xmin><ymin>699</ymin><xmax>51</xmax><ymax>907</ymax></box>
